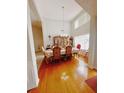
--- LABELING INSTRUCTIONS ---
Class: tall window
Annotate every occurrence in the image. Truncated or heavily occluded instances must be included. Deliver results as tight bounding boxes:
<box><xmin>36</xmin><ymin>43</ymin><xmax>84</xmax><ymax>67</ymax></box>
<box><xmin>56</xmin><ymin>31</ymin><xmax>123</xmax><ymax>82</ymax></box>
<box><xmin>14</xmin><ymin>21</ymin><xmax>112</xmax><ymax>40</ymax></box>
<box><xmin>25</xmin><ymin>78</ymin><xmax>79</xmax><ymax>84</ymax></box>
<box><xmin>74</xmin><ymin>20</ymin><xmax>79</xmax><ymax>29</ymax></box>
<box><xmin>74</xmin><ymin>34</ymin><xmax>89</xmax><ymax>50</ymax></box>
<box><xmin>74</xmin><ymin>13</ymin><xmax>90</xmax><ymax>29</ymax></box>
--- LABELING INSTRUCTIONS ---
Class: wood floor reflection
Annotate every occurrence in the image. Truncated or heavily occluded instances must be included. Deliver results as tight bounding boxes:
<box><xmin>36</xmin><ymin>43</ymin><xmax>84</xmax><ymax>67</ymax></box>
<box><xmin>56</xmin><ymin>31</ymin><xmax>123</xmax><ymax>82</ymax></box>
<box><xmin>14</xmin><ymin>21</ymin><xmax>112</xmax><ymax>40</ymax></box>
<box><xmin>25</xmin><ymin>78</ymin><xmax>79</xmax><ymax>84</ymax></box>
<box><xmin>28</xmin><ymin>56</ymin><xmax>96</xmax><ymax>93</ymax></box>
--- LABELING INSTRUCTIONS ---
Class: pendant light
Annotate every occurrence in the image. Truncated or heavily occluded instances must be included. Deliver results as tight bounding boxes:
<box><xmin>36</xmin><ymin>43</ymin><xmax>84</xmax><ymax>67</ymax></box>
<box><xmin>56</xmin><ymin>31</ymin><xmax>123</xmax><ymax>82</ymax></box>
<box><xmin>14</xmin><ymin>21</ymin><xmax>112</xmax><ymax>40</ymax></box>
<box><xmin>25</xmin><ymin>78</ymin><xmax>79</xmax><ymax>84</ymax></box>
<box><xmin>61</xmin><ymin>6</ymin><xmax>64</xmax><ymax>32</ymax></box>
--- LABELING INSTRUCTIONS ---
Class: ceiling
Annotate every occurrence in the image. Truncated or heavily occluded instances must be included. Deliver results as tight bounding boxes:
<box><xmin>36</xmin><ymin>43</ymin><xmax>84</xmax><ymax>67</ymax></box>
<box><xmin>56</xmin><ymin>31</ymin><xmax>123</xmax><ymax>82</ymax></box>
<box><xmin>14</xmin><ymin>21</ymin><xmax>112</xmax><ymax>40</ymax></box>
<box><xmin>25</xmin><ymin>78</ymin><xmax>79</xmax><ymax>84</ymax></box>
<box><xmin>33</xmin><ymin>0</ymin><xmax>83</xmax><ymax>21</ymax></box>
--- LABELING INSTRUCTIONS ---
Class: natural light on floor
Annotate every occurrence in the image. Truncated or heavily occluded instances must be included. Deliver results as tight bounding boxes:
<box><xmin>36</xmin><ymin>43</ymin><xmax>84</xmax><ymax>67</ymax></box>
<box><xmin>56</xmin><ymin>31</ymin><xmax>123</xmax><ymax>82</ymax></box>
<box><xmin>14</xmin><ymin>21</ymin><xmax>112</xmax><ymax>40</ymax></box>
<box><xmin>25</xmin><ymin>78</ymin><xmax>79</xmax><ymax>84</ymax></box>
<box><xmin>76</xmin><ymin>58</ymin><xmax>88</xmax><ymax>79</ymax></box>
<box><xmin>61</xmin><ymin>72</ymin><xmax>69</xmax><ymax>80</ymax></box>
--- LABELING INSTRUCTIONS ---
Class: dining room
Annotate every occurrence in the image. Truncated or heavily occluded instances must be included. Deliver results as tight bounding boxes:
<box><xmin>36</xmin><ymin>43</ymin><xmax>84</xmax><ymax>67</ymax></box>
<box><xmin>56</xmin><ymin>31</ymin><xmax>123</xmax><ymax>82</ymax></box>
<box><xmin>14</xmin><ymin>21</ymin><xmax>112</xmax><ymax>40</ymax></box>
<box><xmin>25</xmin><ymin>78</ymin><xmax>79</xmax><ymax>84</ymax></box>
<box><xmin>29</xmin><ymin>0</ymin><xmax>88</xmax><ymax>67</ymax></box>
<box><xmin>27</xmin><ymin>0</ymin><xmax>97</xmax><ymax>93</ymax></box>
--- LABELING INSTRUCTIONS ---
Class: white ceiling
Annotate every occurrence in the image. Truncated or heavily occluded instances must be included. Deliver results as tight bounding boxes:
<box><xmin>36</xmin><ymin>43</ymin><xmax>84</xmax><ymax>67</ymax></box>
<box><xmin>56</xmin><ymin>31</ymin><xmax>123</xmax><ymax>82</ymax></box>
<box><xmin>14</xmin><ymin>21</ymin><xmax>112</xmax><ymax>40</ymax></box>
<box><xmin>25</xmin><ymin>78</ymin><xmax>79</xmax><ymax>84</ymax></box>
<box><xmin>34</xmin><ymin>0</ymin><xmax>83</xmax><ymax>21</ymax></box>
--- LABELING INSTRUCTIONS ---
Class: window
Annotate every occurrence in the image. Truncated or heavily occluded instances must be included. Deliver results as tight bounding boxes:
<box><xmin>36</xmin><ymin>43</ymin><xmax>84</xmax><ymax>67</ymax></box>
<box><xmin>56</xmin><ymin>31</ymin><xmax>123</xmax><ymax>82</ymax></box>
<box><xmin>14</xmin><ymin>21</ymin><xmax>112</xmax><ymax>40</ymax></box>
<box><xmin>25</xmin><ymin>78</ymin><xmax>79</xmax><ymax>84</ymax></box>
<box><xmin>74</xmin><ymin>20</ymin><xmax>79</xmax><ymax>29</ymax></box>
<box><xmin>74</xmin><ymin>12</ymin><xmax>90</xmax><ymax>30</ymax></box>
<box><xmin>74</xmin><ymin>34</ymin><xmax>89</xmax><ymax>50</ymax></box>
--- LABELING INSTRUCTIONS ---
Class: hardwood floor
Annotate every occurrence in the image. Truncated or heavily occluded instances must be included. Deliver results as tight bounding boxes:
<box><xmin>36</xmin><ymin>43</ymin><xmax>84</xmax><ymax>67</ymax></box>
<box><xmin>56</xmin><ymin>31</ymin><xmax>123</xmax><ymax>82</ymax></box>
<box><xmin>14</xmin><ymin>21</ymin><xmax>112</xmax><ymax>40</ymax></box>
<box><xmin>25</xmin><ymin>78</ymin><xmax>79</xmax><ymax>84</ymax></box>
<box><xmin>28</xmin><ymin>56</ymin><xmax>96</xmax><ymax>93</ymax></box>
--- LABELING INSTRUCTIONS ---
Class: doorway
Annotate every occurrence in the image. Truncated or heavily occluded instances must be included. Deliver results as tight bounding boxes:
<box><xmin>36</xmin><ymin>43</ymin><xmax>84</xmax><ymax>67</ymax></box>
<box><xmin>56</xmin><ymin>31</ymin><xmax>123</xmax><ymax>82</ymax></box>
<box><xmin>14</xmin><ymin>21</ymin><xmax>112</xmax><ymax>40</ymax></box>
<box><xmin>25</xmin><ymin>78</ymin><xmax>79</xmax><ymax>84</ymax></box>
<box><xmin>31</xmin><ymin>21</ymin><xmax>44</xmax><ymax>69</ymax></box>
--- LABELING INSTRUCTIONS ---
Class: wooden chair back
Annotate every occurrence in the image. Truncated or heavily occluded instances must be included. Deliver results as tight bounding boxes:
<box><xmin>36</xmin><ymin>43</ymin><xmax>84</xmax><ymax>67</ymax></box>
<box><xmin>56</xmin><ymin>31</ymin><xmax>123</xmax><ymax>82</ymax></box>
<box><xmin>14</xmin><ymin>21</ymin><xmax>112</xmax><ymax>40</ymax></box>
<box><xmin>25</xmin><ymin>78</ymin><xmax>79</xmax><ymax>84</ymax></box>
<box><xmin>66</xmin><ymin>46</ymin><xmax>72</xmax><ymax>57</ymax></box>
<box><xmin>53</xmin><ymin>46</ymin><xmax>61</xmax><ymax>60</ymax></box>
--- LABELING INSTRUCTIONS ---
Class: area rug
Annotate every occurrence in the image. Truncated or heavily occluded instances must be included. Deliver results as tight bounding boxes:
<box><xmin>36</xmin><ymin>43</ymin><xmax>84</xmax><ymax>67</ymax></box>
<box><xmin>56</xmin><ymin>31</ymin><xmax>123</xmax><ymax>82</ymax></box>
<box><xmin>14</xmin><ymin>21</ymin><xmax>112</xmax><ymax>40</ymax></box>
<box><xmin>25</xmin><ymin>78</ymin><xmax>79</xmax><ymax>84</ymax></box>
<box><xmin>85</xmin><ymin>76</ymin><xmax>97</xmax><ymax>93</ymax></box>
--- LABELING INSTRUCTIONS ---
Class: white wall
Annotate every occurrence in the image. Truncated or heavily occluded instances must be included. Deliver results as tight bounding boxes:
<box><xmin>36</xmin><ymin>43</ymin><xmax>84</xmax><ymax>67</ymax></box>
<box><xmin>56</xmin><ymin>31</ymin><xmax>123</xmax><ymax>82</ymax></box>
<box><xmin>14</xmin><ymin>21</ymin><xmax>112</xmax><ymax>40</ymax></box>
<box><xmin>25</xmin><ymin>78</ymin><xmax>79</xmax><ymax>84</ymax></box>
<box><xmin>27</xmin><ymin>3</ymin><xmax>39</xmax><ymax>90</ymax></box>
<box><xmin>42</xmin><ymin>18</ymin><xmax>71</xmax><ymax>48</ymax></box>
<box><xmin>29</xmin><ymin>0</ymin><xmax>41</xmax><ymax>21</ymax></box>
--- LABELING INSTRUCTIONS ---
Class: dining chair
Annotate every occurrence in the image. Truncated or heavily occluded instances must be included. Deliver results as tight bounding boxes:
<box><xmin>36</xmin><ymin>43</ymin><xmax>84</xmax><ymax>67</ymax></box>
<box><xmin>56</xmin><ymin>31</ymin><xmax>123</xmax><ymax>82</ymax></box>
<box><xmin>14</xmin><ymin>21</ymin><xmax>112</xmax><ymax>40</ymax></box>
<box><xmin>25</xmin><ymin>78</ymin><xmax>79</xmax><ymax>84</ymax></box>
<box><xmin>76</xmin><ymin>44</ymin><xmax>81</xmax><ymax>50</ymax></box>
<box><xmin>76</xmin><ymin>44</ymin><xmax>82</xmax><ymax>57</ymax></box>
<box><xmin>52</xmin><ymin>46</ymin><xmax>61</xmax><ymax>63</ymax></box>
<box><xmin>65</xmin><ymin>46</ymin><xmax>72</xmax><ymax>60</ymax></box>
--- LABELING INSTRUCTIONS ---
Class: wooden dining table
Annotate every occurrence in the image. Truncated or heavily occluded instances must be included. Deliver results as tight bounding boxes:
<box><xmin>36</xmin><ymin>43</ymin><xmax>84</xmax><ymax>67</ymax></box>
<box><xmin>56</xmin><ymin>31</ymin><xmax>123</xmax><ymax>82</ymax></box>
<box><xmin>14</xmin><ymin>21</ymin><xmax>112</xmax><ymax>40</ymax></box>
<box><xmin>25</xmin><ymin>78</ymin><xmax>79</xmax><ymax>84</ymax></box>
<box><xmin>44</xmin><ymin>48</ymin><xmax>79</xmax><ymax>58</ymax></box>
<box><xmin>44</xmin><ymin>48</ymin><xmax>65</xmax><ymax>58</ymax></box>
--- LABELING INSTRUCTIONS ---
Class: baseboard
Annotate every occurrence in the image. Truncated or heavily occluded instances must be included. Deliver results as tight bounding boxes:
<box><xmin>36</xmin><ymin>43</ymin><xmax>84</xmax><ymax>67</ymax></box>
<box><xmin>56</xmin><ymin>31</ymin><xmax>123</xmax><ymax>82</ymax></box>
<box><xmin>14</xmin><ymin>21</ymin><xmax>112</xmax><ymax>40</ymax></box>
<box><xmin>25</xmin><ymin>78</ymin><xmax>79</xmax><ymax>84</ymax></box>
<box><xmin>27</xmin><ymin>78</ymin><xmax>39</xmax><ymax>91</ymax></box>
<box><xmin>88</xmin><ymin>64</ymin><xmax>97</xmax><ymax>70</ymax></box>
